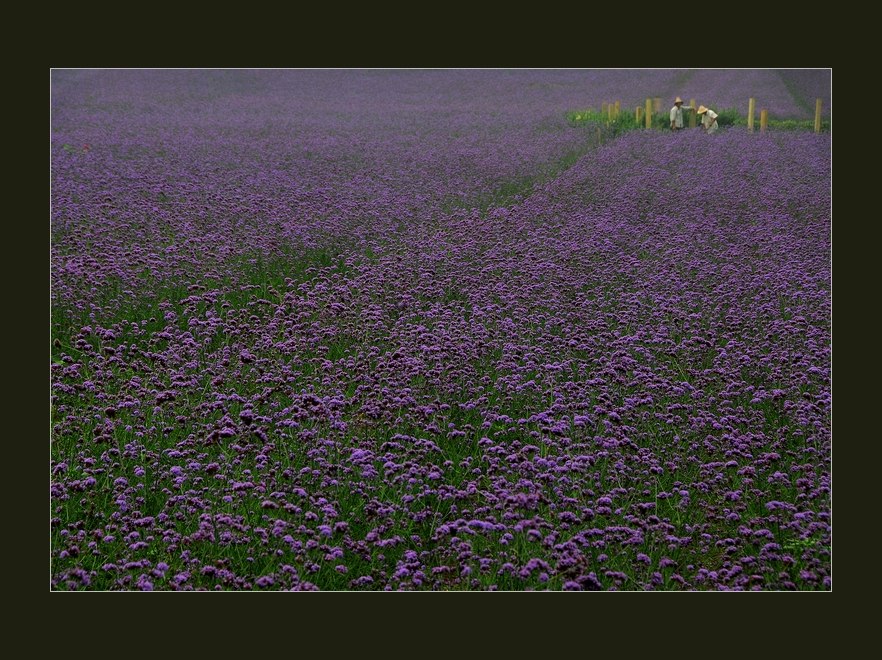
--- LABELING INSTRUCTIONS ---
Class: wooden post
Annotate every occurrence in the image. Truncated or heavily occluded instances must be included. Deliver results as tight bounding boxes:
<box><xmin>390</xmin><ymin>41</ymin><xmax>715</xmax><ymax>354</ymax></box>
<box><xmin>748</xmin><ymin>97</ymin><xmax>756</xmax><ymax>133</ymax></box>
<box><xmin>814</xmin><ymin>98</ymin><xmax>822</xmax><ymax>133</ymax></box>
<box><xmin>653</xmin><ymin>97</ymin><xmax>661</xmax><ymax>113</ymax></box>
<box><xmin>601</xmin><ymin>102</ymin><xmax>608</xmax><ymax>117</ymax></box>
<box><xmin>645</xmin><ymin>98</ymin><xmax>652</xmax><ymax>129</ymax></box>
<box><xmin>760</xmin><ymin>109</ymin><xmax>768</xmax><ymax>132</ymax></box>
<box><xmin>597</xmin><ymin>126</ymin><xmax>602</xmax><ymax>145</ymax></box>
<box><xmin>689</xmin><ymin>99</ymin><xmax>696</xmax><ymax>128</ymax></box>
<box><xmin>636</xmin><ymin>106</ymin><xmax>642</xmax><ymax>125</ymax></box>
<box><xmin>608</xmin><ymin>103</ymin><xmax>614</xmax><ymax>123</ymax></box>
<box><xmin>614</xmin><ymin>100</ymin><xmax>621</xmax><ymax>119</ymax></box>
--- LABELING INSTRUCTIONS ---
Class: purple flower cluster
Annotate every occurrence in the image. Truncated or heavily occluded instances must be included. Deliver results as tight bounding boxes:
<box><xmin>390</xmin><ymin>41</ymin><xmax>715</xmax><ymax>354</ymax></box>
<box><xmin>777</xmin><ymin>70</ymin><xmax>832</xmax><ymax>117</ymax></box>
<box><xmin>51</xmin><ymin>71</ymin><xmax>831</xmax><ymax>590</ymax></box>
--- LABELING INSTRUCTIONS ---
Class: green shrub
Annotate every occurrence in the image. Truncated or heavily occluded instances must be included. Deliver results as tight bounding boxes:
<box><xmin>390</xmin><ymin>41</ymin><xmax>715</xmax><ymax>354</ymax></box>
<box><xmin>567</xmin><ymin>107</ymin><xmax>830</xmax><ymax>133</ymax></box>
<box><xmin>714</xmin><ymin>108</ymin><xmax>740</xmax><ymax>127</ymax></box>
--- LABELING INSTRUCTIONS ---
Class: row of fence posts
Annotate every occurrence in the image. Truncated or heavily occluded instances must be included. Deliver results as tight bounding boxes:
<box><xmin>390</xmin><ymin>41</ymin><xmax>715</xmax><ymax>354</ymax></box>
<box><xmin>745</xmin><ymin>97</ymin><xmax>769</xmax><ymax>132</ymax></box>
<box><xmin>598</xmin><ymin>97</ymin><xmax>825</xmax><ymax>133</ymax></box>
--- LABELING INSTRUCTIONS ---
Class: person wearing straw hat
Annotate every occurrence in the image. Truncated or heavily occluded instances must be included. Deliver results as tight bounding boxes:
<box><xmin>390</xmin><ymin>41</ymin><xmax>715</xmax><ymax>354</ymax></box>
<box><xmin>697</xmin><ymin>105</ymin><xmax>719</xmax><ymax>134</ymax></box>
<box><xmin>669</xmin><ymin>97</ymin><xmax>693</xmax><ymax>131</ymax></box>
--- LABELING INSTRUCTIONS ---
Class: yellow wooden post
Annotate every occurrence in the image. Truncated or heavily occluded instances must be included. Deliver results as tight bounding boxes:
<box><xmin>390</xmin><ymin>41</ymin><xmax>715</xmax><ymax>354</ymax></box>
<box><xmin>814</xmin><ymin>98</ymin><xmax>822</xmax><ymax>133</ymax></box>
<box><xmin>636</xmin><ymin>106</ymin><xmax>642</xmax><ymax>125</ymax></box>
<box><xmin>748</xmin><ymin>97</ymin><xmax>756</xmax><ymax>133</ymax></box>
<box><xmin>645</xmin><ymin>98</ymin><xmax>652</xmax><ymax>129</ymax></box>
<box><xmin>689</xmin><ymin>99</ymin><xmax>696</xmax><ymax>128</ymax></box>
<box><xmin>614</xmin><ymin>100</ymin><xmax>621</xmax><ymax>119</ymax></box>
<box><xmin>760</xmin><ymin>109</ymin><xmax>768</xmax><ymax>132</ymax></box>
<box><xmin>601</xmin><ymin>102</ymin><xmax>608</xmax><ymax>117</ymax></box>
<box><xmin>607</xmin><ymin>103</ymin><xmax>614</xmax><ymax>123</ymax></box>
<box><xmin>597</xmin><ymin>126</ymin><xmax>602</xmax><ymax>145</ymax></box>
<box><xmin>653</xmin><ymin>97</ymin><xmax>661</xmax><ymax>113</ymax></box>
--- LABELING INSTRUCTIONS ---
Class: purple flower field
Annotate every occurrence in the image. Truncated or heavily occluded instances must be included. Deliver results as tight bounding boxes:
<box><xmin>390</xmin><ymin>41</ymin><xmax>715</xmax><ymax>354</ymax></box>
<box><xmin>51</xmin><ymin>70</ymin><xmax>831</xmax><ymax>590</ymax></box>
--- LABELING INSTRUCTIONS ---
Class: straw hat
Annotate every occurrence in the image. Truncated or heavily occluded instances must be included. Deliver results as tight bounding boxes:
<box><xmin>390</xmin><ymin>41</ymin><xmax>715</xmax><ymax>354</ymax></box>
<box><xmin>697</xmin><ymin>105</ymin><xmax>708</xmax><ymax>114</ymax></box>
<box><xmin>674</xmin><ymin>97</ymin><xmax>683</xmax><ymax>105</ymax></box>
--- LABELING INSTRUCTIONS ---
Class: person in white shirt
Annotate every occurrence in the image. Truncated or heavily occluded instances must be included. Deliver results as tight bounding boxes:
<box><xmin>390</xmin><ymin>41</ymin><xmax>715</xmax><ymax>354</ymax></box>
<box><xmin>669</xmin><ymin>97</ymin><xmax>693</xmax><ymax>131</ymax></box>
<box><xmin>697</xmin><ymin>105</ymin><xmax>719</xmax><ymax>134</ymax></box>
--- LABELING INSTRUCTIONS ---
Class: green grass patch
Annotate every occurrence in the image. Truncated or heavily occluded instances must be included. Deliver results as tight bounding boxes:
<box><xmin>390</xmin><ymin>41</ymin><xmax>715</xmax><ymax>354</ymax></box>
<box><xmin>567</xmin><ymin>108</ymin><xmax>831</xmax><ymax>133</ymax></box>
